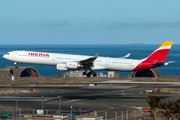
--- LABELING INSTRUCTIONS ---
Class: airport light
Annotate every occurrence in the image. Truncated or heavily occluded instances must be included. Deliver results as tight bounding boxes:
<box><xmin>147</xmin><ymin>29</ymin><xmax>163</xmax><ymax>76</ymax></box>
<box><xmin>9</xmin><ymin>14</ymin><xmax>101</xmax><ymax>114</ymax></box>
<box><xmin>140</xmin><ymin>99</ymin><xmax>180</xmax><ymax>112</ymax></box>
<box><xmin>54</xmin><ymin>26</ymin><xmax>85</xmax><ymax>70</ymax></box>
<box><xmin>143</xmin><ymin>109</ymin><xmax>148</xmax><ymax>112</ymax></box>
<box><xmin>154</xmin><ymin>89</ymin><xmax>158</xmax><ymax>92</ymax></box>
<box><xmin>70</xmin><ymin>106</ymin><xmax>73</xmax><ymax>120</ymax></box>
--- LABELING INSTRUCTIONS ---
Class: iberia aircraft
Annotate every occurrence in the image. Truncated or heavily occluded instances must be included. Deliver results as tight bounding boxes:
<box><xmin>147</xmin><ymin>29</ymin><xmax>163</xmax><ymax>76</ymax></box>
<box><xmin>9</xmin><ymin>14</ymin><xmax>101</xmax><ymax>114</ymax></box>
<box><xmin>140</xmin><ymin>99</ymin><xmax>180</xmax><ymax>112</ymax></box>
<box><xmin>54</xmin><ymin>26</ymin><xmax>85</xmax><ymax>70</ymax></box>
<box><xmin>3</xmin><ymin>41</ymin><xmax>173</xmax><ymax>77</ymax></box>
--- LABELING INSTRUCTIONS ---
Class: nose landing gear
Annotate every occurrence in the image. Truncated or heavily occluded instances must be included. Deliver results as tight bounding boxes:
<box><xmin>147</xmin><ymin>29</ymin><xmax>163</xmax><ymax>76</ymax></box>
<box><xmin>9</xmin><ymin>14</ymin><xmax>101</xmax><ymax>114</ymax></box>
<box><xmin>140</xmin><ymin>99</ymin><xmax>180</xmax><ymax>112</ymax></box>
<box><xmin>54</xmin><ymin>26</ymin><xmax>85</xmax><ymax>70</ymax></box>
<box><xmin>14</xmin><ymin>62</ymin><xmax>18</xmax><ymax>69</ymax></box>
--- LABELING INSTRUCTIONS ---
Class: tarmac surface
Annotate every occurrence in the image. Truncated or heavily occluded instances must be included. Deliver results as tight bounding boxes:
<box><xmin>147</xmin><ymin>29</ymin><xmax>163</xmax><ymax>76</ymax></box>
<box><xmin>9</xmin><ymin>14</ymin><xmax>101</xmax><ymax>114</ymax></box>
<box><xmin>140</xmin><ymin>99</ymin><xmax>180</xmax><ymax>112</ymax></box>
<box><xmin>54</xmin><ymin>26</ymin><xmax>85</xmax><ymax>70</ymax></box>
<box><xmin>0</xmin><ymin>79</ymin><xmax>180</xmax><ymax>116</ymax></box>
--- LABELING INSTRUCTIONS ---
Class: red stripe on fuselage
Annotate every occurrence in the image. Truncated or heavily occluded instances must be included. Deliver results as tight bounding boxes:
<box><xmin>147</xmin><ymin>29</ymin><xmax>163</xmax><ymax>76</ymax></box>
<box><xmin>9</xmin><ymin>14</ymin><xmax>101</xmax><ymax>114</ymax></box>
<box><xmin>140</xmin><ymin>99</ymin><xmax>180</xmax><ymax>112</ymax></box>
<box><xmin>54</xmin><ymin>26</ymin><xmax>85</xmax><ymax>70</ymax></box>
<box><xmin>133</xmin><ymin>48</ymin><xmax>170</xmax><ymax>71</ymax></box>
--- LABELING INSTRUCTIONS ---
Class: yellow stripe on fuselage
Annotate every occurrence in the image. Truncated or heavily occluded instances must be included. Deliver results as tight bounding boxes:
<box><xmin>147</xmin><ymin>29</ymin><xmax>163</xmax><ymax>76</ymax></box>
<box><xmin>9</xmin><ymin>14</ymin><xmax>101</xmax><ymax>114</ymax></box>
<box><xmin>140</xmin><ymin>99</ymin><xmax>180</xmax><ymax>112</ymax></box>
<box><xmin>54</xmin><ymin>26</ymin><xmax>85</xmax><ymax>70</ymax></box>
<box><xmin>158</xmin><ymin>41</ymin><xmax>173</xmax><ymax>49</ymax></box>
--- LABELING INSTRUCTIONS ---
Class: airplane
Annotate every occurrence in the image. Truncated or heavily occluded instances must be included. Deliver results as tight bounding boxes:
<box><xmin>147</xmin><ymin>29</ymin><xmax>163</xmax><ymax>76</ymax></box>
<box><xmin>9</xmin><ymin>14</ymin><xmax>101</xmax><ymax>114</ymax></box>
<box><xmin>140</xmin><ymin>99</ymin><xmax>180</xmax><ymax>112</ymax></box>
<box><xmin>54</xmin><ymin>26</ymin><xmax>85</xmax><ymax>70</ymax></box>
<box><xmin>3</xmin><ymin>41</ymin><xmax>173</xmax><ymax>77</ymax></box>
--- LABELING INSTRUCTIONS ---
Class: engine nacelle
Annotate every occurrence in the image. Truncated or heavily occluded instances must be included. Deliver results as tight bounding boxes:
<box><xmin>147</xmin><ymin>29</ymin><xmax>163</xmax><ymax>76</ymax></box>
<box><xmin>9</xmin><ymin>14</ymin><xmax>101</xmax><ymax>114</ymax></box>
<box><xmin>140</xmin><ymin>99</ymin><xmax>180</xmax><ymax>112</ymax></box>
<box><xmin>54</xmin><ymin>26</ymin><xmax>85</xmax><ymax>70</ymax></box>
<box><xmin>56</xmin><ymin>64</ymin><xmax>68</xmax><ymax>71</ymax></box>
<box><xmin>66</xmin><ymin>62</ymin><xmax>80</xmax><ymax>70</ymax></box>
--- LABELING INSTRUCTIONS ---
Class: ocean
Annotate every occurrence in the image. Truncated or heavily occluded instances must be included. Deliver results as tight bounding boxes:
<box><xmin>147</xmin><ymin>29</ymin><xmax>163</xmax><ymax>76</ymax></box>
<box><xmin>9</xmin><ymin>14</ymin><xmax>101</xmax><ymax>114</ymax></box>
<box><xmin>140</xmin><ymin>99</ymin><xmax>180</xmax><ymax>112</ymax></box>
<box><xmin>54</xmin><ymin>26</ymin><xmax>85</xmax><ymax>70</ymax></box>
<box><xmin>0</xmin><ymin>44</ymin><xmax>179</xmax><ymax>76</ymax></box>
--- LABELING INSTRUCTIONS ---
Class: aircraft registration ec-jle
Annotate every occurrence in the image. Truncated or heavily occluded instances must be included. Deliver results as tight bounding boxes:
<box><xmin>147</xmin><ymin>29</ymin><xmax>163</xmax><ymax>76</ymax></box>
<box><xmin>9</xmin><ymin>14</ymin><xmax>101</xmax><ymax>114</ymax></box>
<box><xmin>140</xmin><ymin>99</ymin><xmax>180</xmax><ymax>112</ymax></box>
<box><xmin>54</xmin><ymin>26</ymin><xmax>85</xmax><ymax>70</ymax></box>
<box><xmin>3</xmin><ymin>41</ymin><xmax>173</xmax><ymax>77</ymax></box>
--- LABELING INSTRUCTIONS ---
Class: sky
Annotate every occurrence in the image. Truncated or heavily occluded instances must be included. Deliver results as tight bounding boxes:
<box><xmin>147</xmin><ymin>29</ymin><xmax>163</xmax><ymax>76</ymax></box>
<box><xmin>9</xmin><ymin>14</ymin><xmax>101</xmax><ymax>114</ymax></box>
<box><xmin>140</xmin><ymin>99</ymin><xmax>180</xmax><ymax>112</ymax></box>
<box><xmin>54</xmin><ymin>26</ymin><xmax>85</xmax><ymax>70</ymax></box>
<box><xmin>1</xmin><ymin>0</ymin><xmax>180</xmax><ymax>44</ymax></box>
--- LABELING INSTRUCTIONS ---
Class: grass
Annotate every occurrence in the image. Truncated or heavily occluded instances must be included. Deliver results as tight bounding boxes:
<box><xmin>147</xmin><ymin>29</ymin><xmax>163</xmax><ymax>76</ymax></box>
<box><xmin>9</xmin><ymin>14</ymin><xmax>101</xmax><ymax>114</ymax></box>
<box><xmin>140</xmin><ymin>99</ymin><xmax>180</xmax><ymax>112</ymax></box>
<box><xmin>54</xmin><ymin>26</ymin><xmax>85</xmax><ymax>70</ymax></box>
<box><xmin>136</xmin><ymin>76</ymin><xmax>180</xmax><ymax>82</ymax></box>
<box><xmin>140</xmin><ymin>88</ymin><xmax>180</xmax><ymax>94</ymax></box>
<box><xmin>1</xmin><ymin>75</ymin><xmax>180</xmax><ymax>87</ymax></box>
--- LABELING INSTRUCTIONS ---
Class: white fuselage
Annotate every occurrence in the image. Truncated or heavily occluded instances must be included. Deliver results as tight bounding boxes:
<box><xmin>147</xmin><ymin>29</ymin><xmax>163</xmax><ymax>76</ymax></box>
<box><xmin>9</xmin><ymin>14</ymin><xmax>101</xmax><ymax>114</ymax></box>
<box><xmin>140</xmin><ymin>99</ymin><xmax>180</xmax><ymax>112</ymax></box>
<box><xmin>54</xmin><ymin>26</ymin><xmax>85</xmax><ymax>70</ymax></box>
<box><xmin>3</xmin><ymin>51</ymin><xmax>143</xmax><ymax>72</ymax></box>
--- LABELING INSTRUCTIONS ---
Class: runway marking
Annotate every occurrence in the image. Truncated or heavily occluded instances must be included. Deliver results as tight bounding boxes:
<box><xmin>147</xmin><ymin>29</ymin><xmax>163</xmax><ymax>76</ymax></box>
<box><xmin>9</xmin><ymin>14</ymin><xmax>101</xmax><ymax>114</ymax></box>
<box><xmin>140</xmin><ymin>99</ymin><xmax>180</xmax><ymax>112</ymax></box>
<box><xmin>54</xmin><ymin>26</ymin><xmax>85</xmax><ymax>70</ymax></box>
<box><xmin>0</xmin><ymin>96</ymin><xmax>57</xmax><ymax>101</ymax></box>
<box><xmin>64</xmin><ymin>100</ymin><xmax>81</xmax><ymax>103</ymax></box>
<box><xmin>131</xmin><ymin>106</ymin><xmax>143</xmax><ymax>110</ymax></box>
<box><xmin>99</xmin><ymin>80</ymin><xmax>180</xmax><ymax>85</ymax></box>
<box><xmin>46</xmin><ymin>99</ymin><xmax>82</xmax><ymax>104</ymax></box>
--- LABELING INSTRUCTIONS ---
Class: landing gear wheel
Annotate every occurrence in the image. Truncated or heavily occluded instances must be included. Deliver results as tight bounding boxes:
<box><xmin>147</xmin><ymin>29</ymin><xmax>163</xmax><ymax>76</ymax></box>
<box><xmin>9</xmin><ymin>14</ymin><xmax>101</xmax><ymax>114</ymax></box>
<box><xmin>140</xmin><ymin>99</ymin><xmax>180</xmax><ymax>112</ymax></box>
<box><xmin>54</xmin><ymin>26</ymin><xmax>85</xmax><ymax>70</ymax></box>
<box><xmin>92</xmin><ymin>72</ymin><xmax>97</xmax><ymax>77</ymax></box>
<box><xmin>14</xmin><ymin>62</ymin><xmax>18</xmax><ymax>69</ymax></box>
<box><xmin>83</xmin><ymin>71</ymin><xmax>87</xmax><ymax>75</ymax></box>
<box><xmin>87</xmin><ymin>72</ymin><xmax>92</xmax><ymax>77</ymax></box>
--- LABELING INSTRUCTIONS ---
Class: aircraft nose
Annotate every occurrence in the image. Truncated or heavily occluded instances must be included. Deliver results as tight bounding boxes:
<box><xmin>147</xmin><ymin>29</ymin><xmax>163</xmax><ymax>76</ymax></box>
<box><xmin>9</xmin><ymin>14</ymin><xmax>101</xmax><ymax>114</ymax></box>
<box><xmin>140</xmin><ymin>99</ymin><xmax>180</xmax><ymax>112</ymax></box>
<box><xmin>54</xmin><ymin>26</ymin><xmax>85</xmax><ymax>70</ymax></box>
<box><xmin>3</xmin><ymin>54</ymin><xmax>7</xmax><ymax>59</ymax></box>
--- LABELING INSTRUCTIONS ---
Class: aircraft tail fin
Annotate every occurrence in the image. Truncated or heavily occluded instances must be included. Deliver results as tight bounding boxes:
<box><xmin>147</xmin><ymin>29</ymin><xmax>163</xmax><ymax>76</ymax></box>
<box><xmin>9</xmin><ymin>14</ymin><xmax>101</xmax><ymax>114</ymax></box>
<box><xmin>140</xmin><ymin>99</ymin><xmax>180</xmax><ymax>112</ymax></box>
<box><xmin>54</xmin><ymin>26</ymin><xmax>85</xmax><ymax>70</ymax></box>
<box><xmin>130</xmin><ymin>41</ymin><xmax>173</xmax><ymax>71</ymax></box>
<box><xmin>144</xmin><ymin>41</ymin><xmax>173</xmax><ymax>62</ymax></box>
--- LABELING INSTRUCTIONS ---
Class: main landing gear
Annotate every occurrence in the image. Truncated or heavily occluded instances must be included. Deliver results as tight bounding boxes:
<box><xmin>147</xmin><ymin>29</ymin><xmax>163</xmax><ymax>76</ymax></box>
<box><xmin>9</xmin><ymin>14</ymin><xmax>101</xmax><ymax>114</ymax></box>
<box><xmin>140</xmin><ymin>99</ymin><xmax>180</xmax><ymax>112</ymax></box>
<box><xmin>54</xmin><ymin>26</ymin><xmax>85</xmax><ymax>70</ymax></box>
<box><xmin>14</xmin><ymin>62</ymin><xmax>18</xmax><ymax>69</ymax></box>
<box><xmin>83</xmin><ymin>71</ymin><xmax>97</xmax><ymax>77</ymax></box>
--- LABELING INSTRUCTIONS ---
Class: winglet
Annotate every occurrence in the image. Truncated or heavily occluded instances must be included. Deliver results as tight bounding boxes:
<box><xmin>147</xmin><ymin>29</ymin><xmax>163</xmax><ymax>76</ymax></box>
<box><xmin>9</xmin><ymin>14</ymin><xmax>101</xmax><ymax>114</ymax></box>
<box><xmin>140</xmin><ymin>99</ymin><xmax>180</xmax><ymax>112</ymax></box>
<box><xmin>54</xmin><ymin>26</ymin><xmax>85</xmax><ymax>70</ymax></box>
<box><xmin>93</xmin><ymin>54</ymin><xmax>99</xmax><ymax>59</ymax></box>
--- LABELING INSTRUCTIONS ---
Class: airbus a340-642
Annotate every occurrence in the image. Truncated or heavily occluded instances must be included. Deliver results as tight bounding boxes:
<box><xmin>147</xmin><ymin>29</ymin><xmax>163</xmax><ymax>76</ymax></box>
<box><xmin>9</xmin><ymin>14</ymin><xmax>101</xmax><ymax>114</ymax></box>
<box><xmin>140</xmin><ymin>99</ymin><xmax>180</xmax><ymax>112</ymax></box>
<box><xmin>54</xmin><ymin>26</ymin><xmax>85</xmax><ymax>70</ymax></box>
<box><xmin>3</xmin><ymin>41</ymin><xmax>173</xmax><ymax>77</ymax></box>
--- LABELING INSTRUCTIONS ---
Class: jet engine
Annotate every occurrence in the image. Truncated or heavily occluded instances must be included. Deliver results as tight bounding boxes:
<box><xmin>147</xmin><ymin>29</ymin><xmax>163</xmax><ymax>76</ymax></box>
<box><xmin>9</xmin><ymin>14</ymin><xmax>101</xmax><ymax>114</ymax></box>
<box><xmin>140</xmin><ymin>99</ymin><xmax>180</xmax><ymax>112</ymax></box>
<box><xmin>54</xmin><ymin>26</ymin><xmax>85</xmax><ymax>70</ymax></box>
<box><xmin>56</xmin><ymin>64</ymin><xmax>68</xmax><ymax>71</ymax></box>
<box><xmin>66</xmin><ymin>62</ymin><xmax>80</xmax><ymax>69</ymax></box>
<box><xmin>56</xmin><ymin>62</ymin><xmax>81</xmax><ymax>71</ymax></box>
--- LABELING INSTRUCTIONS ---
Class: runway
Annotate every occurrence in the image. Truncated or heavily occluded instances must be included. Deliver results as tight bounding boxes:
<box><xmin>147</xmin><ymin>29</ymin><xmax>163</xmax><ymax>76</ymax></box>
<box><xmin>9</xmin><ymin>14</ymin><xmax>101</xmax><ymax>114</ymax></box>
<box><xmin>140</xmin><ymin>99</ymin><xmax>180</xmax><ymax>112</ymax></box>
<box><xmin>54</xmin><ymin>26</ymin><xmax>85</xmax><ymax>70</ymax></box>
<box><xmin>0</xmin><ymin>81</ymin><xmax>179</xmax><ymax>113</ymax></box>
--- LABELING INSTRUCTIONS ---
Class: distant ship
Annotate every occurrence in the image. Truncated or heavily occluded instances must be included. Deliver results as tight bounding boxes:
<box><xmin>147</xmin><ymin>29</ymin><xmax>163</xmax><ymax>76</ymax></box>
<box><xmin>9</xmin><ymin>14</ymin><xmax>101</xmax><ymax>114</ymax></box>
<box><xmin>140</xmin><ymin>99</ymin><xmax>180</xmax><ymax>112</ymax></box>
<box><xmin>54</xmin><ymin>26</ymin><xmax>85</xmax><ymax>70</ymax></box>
<box><xmin>129</xmin><ymin>42</ymin><xmax>145</xmax><ymax>45</ymax></box>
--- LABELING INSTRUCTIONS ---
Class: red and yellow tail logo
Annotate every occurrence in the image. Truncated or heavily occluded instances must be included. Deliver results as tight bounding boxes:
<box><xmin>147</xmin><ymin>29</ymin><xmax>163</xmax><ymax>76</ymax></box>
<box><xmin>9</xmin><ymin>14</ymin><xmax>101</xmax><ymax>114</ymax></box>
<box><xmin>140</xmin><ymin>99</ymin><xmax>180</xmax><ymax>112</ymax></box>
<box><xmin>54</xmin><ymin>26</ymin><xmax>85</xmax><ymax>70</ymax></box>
<box><xmin>146</xmin><ymin>41</ymin><xmax>173</xmax><ymax>62</ymax></box>
<box><xmin>134</xmin><ymin>41</ymin><xmax>173</xmax><ymax>71</ymax></box>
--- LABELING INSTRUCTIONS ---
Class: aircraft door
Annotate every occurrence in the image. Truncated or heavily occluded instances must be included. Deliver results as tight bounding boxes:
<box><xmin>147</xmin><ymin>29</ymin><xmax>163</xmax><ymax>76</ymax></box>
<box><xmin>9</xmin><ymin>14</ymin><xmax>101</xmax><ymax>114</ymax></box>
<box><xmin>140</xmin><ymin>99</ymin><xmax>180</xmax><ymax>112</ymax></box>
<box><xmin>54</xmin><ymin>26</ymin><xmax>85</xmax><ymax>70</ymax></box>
<box><xmin>105</xmin><ymin>60</ymin><xmax>110</xmax><ymax>65</ymax></box>
<box><xmin>52</xmin><ymin>56</ymin><xmax>56</xmax><ymax>61</ymax></box>
<box><xmin>12</xmin><ymin>53</ymin><xmax>17</xmax><ymax>59</ymax></box>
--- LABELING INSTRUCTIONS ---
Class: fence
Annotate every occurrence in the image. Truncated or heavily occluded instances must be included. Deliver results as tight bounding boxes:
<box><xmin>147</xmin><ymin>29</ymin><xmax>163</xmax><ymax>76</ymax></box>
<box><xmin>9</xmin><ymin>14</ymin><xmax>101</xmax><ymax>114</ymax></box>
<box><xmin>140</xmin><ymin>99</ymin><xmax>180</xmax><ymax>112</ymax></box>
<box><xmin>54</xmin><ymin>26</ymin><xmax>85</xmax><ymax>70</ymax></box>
<box><xmin>80</xmin><ymin>110</ymin><xmax>150</xmax><ymax>120</ymax></box>
<box><xmin>0</xmin><ymin>107</ymin><xmax>150</xmax><ymax>120</ymax></box>
<box><xmin>0</xmin><ymin>108</ymin><xmax>65</xmax><ymax>120</ymax></box>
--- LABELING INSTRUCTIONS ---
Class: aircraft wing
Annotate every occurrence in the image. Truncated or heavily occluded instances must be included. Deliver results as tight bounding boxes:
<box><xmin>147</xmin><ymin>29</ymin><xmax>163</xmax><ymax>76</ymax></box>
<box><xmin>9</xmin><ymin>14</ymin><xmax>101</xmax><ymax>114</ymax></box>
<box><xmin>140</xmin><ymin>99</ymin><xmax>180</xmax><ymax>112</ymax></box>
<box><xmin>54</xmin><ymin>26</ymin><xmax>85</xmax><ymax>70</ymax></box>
<box><xmin>80</xmin><ymin>54</ymin><xmax>98</xmax><ymax>65</ymax></box>
<box><xmin>122</xmin><ymin>53</ymin><xmax>131</xmax><ymax>58</ymax></box>
<box><xmin>124</xmin><ymin>53</ymin><xmax>131</xmax><ymax>58</ymax></box>
<box><xmin>119</xmin><ymin>53</ymin><xmax>131</xmax><ymax>58</ymax></box>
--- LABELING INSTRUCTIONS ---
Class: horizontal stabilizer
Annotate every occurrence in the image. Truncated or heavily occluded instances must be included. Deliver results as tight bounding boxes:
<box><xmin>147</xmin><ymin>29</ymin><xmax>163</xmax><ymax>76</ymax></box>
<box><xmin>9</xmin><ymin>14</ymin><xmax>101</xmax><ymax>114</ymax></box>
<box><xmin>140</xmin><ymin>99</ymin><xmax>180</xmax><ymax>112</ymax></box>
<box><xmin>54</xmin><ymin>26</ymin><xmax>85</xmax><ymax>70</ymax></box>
<box><xmin>167</xmin><ymin>61</ymin><xmax>176</xmax><ymax>64</ymax></box>
<box><xmin>152</xmin><ymin>62</ymin><xmax>169</xmax><ymax>67</ymax></box>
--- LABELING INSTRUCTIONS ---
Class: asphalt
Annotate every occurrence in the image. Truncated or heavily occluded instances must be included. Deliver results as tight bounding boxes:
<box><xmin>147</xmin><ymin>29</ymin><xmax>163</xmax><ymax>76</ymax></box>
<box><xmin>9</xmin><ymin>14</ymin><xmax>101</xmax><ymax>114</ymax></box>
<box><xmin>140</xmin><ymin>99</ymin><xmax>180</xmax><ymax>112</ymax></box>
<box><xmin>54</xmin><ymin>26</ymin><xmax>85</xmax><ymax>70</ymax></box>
<box><xmin>0</xmin><ymin>80</ymin><xmax>179</xmax><ymax>118</ymax></box>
